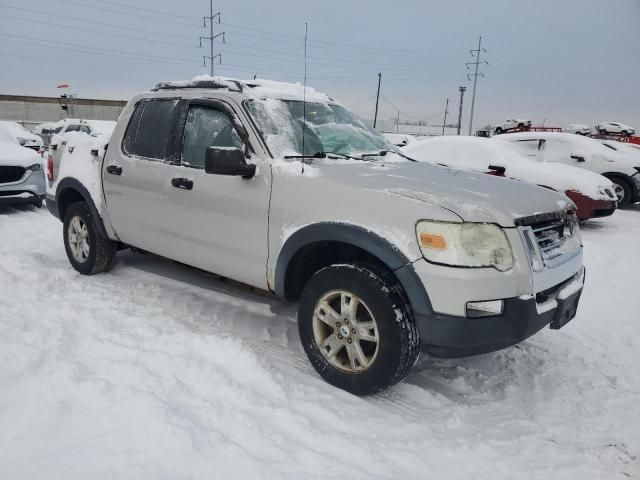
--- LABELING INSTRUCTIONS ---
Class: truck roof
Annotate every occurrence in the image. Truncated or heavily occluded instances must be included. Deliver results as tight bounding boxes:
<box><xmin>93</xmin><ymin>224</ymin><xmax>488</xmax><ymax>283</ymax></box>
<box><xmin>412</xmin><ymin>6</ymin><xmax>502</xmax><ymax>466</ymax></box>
<box><xmin>151</xmin><ymin>75</ymin><xmax>333</xmax><ymax>103</ymax></box>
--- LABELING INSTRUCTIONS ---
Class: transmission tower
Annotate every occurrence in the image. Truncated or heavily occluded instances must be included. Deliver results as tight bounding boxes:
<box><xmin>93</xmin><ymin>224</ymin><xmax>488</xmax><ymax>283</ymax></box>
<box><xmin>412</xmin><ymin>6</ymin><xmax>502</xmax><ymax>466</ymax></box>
<box><xmin>466</xmin><ymin>36</ymin><xmax>488</xmax><ymax>135</ymax></box>
<box><xmin>200</xmin><ymin>0</ymin><xmax>225</xmax><ymax>76</ymax></box>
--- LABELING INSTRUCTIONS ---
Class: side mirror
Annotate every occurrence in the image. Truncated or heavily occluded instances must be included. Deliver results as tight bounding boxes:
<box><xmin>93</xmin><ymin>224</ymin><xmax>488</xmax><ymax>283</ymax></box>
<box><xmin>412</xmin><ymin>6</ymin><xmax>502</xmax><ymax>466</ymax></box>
<box><xmin>570</xmin><ymin>151</ymin><xmax>586</xmax><ymax>162</ymax></box>
<box><xmin>204</xmin><ymin>146</ymin><xmax>255</xmax><ymax>179</ymax></box>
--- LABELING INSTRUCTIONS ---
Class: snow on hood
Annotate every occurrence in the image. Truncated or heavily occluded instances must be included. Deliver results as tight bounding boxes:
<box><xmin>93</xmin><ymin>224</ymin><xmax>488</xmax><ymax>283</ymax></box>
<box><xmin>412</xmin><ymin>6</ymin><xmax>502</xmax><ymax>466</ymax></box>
<box><xmin>404</xmin><ymin>136</ymin><xmax>615</xmax><ymax>201</ymax></box>
<box><xmin>0</xmin><ymin>135</ymin><xmax>43</xmax><ymax>168</ymax></box>
<box><xmin>0</xmin><ymin>121</ymin><xmax>42</xmax><ymax>144</ymax></box>
<box><xmin>313</xmin><ymin>160</ymin><xmax>572</xmax><ymax>227</ymax></box>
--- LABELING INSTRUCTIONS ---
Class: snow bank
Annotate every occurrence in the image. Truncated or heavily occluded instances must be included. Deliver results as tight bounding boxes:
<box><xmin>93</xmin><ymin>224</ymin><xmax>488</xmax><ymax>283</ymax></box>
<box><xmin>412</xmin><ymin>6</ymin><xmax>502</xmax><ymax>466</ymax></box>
<box><xmin>1</xmin><ymin>208</ymin><xmax>639</xmax><ymax>479</ymax></box>
<box><xmin>404</xmin><ymin>136</ymin><xmax>614</xmax><ymax>201</ymax></box>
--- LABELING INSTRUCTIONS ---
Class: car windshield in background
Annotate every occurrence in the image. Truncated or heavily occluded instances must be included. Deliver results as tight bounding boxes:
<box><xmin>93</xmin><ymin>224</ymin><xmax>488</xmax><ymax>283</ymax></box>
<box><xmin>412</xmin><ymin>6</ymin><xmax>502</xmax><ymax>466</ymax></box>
<box><xmin>244</xmin><ymin>99</ymin><xmax>392</xmax><ymax>159</ymax></box>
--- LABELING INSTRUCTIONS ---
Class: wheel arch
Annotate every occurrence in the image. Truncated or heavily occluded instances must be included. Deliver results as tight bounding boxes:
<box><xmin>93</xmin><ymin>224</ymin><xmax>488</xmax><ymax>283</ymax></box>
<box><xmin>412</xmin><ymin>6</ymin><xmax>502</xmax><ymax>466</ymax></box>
<box><xmin>55</xmin><ymin>177</ymin><xmax>109</xmax><ymax>239</ymax></box>
<box><xmin>601</xmin><ymin>172</ymin><xmax>637</xmax><ymax>198</ymax></box>
<box><xmin>274</xmin><ymin>222</ymin><xmax>434</xmax><ymax>316</ymax></box>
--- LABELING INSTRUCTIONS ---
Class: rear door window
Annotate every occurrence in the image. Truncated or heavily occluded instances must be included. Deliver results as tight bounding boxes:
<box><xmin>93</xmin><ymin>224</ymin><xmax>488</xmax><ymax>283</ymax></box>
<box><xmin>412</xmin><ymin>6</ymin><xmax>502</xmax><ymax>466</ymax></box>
<box><xmin>122</xmin><ymin>98</ymin><xmax>179</xmax><ymax>160</ymax></box>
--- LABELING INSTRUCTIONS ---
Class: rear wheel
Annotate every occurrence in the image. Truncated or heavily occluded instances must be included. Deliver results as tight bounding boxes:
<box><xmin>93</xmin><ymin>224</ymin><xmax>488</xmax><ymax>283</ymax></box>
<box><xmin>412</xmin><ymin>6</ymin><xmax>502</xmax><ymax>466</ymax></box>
<box><xmin>621</xmin><ymin>130</ymin><xmax>629</xmax><ymax>137</ymax></box>
<box><xmin>298</xmin><ymin>264</ymin><xmax>420</xmax><ymax>395</ymax></box>
<box><xmin>599</xmin><ymin>128</ymin><xmax>608</xmax><ymax>135</ymax></box>
<box><xmin>63</xmin><ymin>202</ymin><xmax>117</xmax><ymax>275</ymax></box>
<box><xmin>495</xmin><ymin>127</ymin><xmax>503</xmax><ymax>134</ymax></box>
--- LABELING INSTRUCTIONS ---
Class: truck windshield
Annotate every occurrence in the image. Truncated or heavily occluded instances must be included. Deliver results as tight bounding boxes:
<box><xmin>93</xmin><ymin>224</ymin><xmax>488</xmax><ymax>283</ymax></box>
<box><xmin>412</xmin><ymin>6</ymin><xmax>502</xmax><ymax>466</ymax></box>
<box><xmin>244</xmin><ymin>99</ymin><xmax>392</xmax><ymax>159</ymax></box>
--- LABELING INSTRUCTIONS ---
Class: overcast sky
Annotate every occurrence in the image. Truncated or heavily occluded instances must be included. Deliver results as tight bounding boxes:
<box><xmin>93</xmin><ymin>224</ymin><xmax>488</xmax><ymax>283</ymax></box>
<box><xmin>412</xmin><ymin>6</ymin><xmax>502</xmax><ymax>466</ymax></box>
<box><xmin>1</xmin><ymin>0</ymin><xmax>639</xmax><ymax>129</ymax></box>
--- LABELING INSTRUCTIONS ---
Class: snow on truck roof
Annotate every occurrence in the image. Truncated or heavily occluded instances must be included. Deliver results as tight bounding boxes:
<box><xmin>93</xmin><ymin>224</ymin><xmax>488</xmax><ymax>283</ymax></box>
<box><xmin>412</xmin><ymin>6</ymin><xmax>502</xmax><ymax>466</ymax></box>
<box><xmin>152</xmin><ymin>75</ymin><xmax>333</xmax><ymax>103</ymax></box>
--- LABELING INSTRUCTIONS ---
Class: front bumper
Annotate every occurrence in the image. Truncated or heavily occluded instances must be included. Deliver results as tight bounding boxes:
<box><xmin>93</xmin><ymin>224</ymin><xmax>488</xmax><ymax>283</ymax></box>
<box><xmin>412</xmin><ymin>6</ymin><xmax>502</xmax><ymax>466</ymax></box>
<box><xmin>0</xmin><ymin>169</ymin><xmax>46</xmax><ymax>206</ymax></box>
<box><xmin>564</xmin><ymin>191</ymin><xmax>616</xmax><ymax>220</ymax></box>
<box><xmin>418</xmin><ymin>267</ymin><xmax>585</xmax><ymax>358</ymax></box>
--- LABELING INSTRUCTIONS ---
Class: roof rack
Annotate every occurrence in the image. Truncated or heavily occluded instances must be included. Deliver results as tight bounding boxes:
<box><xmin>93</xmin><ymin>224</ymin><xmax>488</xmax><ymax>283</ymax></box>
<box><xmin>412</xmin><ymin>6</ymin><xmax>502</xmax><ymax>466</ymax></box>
<box><xmin>152</xmin><ymin>78</ymin><xmax>244</xmax><ymax>93</ymax></box>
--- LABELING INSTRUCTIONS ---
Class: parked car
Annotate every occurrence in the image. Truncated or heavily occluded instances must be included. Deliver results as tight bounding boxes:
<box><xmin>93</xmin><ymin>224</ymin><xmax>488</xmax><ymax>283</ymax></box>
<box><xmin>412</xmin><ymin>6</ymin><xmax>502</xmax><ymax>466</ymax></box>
<box><xmin>494</xmin><ymin>132</ymin><xmax>640</xmax><ymax>207</ymax></box>
<box><xmin>46</xmin><ymin>77</ymin><xmax>585</xmax><ymax>395</ymax></box>
<box><xmin>49</xmin><ymin>119</ymin><xmax>116</xmax><ymax>151</ymax></box>
<box><xmin>403</xmin><ymin>136</ymin><xmax>617</xmax><ymax>220</ymax></box>
<box><xmin>493</xmin><ymin>118</ymin><xmax>532</xmax><ymax>134</ymax></box>
<box><xmin>563</xmin><ymin>124</ymin><xmax>592</xmax><ymax>136</ymax></box>
<box><xmin>600</xmin><ymin>140</ymin><xmax>640</xmax><ymax>156</ymax></box>
<box><xmin>382</xmin><ymin>133</ymin><xmax>417</xmax><ymax>147</ymax></box>
<box><xmin>0</xmin><ymin>126</ymin><xmax>45</xmax><ymax>207</ymax></box>
<box><xmin>596</xmin><ymin>122</ymin><xmax>635</xmax><ymax>136</ymax></box>
<box><xmin>0</xmin><ymin>121</ymin><xmax>44</xmax><ymax>151</ymax></box>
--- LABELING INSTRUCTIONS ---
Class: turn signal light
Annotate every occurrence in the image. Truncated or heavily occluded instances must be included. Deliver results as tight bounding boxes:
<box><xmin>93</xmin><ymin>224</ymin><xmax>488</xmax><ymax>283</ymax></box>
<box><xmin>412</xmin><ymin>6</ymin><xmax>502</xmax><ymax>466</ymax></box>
<box><xmin>419</xmin><ymin>233</ymin><xmax>446</xmax><ymax>250</ymax></box>
<box><xmin>46</xmin><ymin>154</ymin><xmax>54</xmax><ymax>181</ymax></box>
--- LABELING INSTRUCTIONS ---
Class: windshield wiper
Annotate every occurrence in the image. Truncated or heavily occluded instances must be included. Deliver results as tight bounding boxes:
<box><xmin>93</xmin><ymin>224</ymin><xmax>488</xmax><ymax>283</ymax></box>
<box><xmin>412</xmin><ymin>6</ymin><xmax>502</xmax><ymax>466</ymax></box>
<box><xmin>284</xmin><ymin>151</ymin><xmax>359</xmax><ymax>160</ymax></box>
<box><xmin>362</xmin><ymin>149</ymin><xmax>418</xmax><ymax>162</ymax></box>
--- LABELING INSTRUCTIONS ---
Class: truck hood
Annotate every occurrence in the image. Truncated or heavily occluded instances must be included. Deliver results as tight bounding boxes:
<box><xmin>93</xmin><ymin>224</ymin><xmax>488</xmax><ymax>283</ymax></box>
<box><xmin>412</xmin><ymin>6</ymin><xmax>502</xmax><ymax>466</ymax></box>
<box><xmin>314</xmin><ymin>160</ymin><xmax>572</xmax><ymax>227</ymax></box>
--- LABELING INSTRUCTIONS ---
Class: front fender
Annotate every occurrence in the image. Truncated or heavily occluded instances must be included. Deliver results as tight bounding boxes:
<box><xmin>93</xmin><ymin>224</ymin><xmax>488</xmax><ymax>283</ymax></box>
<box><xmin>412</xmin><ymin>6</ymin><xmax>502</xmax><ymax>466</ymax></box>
<box><xmin>274</xmin><ymin>222</ymin><xmax>434</xmax><ymax>316</ymax></box>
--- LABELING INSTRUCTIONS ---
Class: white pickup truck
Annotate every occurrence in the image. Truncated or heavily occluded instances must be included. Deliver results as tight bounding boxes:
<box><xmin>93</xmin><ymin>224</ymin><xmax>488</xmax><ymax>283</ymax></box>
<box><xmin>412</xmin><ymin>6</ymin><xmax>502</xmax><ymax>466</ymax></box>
<box><xmin>46</xmin><ymin>77</ymin><xmax>585</xmax><ymax>394</ymax></box>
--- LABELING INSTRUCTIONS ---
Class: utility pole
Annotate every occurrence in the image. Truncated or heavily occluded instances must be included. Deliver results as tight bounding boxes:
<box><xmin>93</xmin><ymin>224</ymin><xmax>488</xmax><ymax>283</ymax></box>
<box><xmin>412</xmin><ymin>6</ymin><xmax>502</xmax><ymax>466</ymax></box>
<box><xmin>441</xmin><ymin>98</ymin><xmax>449</xmax><ymax>135</ymax></box>
<box><xmin>466</xmin><ymin>36</ymin><xmax>488</xmax><ymax>135</ymax></box>
<box><xmin>200</xmin><ymin>0</ymin><xmax>224</xmax><ymax>76</ymax></box>
<box><xmin>395</xmin><ymin>111</ymin><xmax>400</xmax><ymax>133</ymax></box>
<box><xmin>456</xmin><ymin>86</ymin><xmax>466</xmax><ymax>135</ymax></box>
<box><xmin>373</xmin><ymin>72</ymin><xmax>382</xmax><ymax>129</ymax></box>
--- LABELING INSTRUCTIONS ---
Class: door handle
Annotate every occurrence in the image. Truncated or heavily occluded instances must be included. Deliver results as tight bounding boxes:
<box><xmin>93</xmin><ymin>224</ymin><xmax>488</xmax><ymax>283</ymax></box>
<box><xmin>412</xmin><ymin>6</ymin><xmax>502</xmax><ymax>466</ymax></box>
<box><xmin>171</xmin><ymin>177</ymin><xmax>193</xmax><ymax>190</ymax></box>
<box><xmin>106</xmin><ymin>165</ymin><xmax>122</xmax><ymax>175</ymax></box>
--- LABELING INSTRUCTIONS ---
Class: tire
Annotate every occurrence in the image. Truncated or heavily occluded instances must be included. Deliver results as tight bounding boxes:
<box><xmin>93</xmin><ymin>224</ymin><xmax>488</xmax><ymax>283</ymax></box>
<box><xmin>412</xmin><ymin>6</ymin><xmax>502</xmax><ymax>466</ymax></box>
<box><xmin>298</xmin><ymin>263</ymin><xmax>420</xmax><ymax>395</ymax></box>
<box><xmin>63</xmin><ymin>201</ymin><xmax>117</xmax><ymax>275</ymax></box>
<box><xmin>621</xmin><ymin>130</ymin><xmax>629</xmax><ymax>137</ymax></box>
<box><xmin>518</xmin><ymin>123</ymin><xmax>525</xmax><ymax>130</ymax></box>
<box><xmin>599</xmin><ymin>128</ymin><xmax>608</xmax><ymax>135</ymax></box>
<box><xmin>608</xmin><ymin>177</ymin><xmax>633</xmax><ymax>208</ymax></box>
<box><xmin>494</xmin><ymin>127</ymin><xmax>503</xmax><ymax>135</ymax></box>
<box><xmin>33</xmin><ymin>199</ymin><xmax>43</xmax><ymax>208</ymax></box>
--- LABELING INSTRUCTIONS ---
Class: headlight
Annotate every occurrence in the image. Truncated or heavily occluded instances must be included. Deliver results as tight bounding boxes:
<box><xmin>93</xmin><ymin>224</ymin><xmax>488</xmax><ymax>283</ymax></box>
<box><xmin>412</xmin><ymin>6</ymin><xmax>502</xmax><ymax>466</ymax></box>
<box><xmin>416</xmin><ymin>221</ymin><xmax>514</xmax><ymax>271</ymax></box>
<box><xmin>26</xmin><ymin>163</ymin><xmax>42</xmax><ymax>171</ymax></box>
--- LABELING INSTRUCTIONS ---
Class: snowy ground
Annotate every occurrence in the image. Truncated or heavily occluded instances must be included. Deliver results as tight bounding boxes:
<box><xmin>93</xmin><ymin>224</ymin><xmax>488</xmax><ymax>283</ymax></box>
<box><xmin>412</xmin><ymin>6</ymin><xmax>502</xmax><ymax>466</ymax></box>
<box><xmin>1</xmin><ymin>205</ymin><xmax>639</xmax><ymax>480</ymax></box>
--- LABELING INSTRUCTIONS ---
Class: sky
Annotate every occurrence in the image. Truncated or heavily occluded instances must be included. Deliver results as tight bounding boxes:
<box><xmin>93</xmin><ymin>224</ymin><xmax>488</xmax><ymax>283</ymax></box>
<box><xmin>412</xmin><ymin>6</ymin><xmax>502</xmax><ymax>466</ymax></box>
<box><xmin>0</xmin><ymin>0</ymin><xmax>639</xmax><ymax>131</ymax></box>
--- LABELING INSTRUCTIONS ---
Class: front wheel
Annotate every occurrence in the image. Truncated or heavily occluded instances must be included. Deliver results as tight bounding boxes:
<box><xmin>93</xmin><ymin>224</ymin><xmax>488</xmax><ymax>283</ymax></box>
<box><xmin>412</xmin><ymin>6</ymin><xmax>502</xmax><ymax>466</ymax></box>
<box><xmin>494</xmin><ymin>127</ymin><xmax>503</xmax><ymax>134</ymax></box>
<box><xmin>609</xmin><ymin>178</ymin><xmax>633</xmax><ymax>208</ymax></box>
<box><xmin>298</xmin><ymin>264</ymin><xmax>420</xmax><ymax>395</ymax></box>
<box><xmin>63</xmin><ymin>202</ymin><xmax>117</xmax><ymax>275</ymax></box>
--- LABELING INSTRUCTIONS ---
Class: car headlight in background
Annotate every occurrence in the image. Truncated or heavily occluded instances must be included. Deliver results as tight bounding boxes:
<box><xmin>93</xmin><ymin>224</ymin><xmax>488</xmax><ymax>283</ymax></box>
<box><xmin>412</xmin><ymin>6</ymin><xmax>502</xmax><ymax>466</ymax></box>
<box><xmin>416</xmin><ymin>221</ymin><xmax>514</xmax><ymax>271</ymax></box>
<box><xmin>26</xmin><ymin>163</ymin><xmax>42</xmax><ymax>171</ymax></box>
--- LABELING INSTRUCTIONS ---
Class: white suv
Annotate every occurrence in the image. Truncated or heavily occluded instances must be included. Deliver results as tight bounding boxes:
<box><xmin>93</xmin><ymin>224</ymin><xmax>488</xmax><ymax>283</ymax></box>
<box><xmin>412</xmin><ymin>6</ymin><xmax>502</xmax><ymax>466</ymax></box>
<box><xmin>494</xmin><ymin>132</ymin><xmax>640</xmax><ymax>207</ymax></box>
<box><xmin>45</xmin><ymin>77</ymin><xmax>585</xmax><ymax>394</ymax></box>
<box><xmin>493</xmin><ymin>118</ymin><xmax>532</xmax><ymax>134</ymax></box>
<box><xmin>596</xmin><ymin>122</ymin><xmax>635</xmax><ymax>136</ymax></box>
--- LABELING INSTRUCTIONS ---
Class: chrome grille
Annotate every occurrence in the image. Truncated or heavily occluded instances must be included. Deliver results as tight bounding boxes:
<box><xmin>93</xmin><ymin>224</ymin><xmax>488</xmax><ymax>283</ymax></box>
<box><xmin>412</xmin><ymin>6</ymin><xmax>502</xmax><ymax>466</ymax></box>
<box><xmin>532</xmin><ymin>220</ymin><xmax>567</xmax><ymax>260</ymax></box>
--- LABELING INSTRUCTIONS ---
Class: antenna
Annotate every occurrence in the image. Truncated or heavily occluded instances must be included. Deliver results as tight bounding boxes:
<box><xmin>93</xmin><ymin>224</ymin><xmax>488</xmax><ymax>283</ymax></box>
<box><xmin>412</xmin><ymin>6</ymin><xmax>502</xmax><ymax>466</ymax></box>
<box><xmin>302</xmin><ymin>22</ymin><xmax>308</xmax><ymax>158</ymax></box>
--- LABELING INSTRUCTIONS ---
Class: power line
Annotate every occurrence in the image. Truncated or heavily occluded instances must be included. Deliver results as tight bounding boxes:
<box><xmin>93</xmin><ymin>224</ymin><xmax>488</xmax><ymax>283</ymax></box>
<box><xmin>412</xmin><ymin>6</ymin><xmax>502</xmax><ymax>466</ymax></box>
<box><xmin>466</xmin><ymin>36</ymin><xmax>488</xmax><ymax>135</ymax></box>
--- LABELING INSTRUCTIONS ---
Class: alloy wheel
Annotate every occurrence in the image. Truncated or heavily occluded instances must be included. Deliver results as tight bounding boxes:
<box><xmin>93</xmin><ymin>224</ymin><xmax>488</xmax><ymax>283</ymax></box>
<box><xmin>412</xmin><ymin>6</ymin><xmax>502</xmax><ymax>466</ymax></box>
<box><xmin>312</xmin><ymin>290</ymin><xmax>379</xmax><ymax>374</ymax></box>
<box><xmin>68</xmin><ymin>216</ymin><xmax>90</xmax><ymax>263</ymax></box>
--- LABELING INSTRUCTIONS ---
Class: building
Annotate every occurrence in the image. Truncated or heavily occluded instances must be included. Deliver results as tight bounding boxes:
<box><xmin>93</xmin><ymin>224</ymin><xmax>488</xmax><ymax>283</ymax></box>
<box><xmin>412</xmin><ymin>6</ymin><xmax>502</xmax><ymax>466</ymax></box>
<box><xmin>0</xmin><ymin>94</ymin><xmax>127</xmax><ymax>130</ymax></box>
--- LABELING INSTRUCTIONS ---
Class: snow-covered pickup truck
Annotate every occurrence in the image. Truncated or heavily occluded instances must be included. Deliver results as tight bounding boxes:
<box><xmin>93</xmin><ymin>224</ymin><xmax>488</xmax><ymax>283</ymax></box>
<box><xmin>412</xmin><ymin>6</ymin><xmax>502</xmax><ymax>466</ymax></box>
<box><xmin>45</xmin><ymin>76</ymin><xmax>585</xmax><ymax>395</ymax></box>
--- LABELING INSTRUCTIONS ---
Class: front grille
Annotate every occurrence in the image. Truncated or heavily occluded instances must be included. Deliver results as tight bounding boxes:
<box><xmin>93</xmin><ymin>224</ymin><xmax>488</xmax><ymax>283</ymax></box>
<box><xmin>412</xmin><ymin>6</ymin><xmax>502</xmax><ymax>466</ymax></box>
<box><xmin>0</xmin><ymin>166</ymin><xmax>26</xmax><ymax>184</ymax></box>
<box><xmin>532</xmin><ymin>220</ymin><xmax>568</xmax><ymax>260</ymax></box>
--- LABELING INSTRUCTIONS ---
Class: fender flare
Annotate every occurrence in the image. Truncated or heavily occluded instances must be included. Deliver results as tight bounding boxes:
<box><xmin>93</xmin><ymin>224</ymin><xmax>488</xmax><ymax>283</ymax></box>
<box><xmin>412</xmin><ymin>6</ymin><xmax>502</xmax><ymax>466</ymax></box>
<box><xmin>55</xmin><ymin>177</ymin><xmax>109</xmax><ymax>239</ymax></box>
<box><xmin>274</xmin><ymin>222</ymin><xmax>434</xmax><ymax>316</ymax></box>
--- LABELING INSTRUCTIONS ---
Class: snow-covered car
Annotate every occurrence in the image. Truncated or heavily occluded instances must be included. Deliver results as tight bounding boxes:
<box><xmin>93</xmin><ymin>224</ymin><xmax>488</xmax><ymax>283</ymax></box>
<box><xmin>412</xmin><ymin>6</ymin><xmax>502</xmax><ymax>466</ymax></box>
<box><xmin>493</xmin><ymin>118</ymin><xmax>532</xmax><ymax>135</ymax></box>
<box><xmin>0</xmin><ymin>126</ymin><xmax>45</xmax><ymax>207</ymax></box>
<box><xmin>596</xmin><ymin>122</ymin><xmax>635</xmax><ymax>136</ymax></box>
<box><xmin>45</xmin><ymin>76</ymin><xmax>585</xmax><ymax>395</ymax></box>
<box><xmin>403</xmin><ymin>136</ymin><xmax>617</xmax><ymax>221</ymax></box>
<box><xmin>0</xmin><ymin>121</ymin><xmax>44</xmax><ymax>151</ymax></box>
<box><xmin>50</xmin><ymin>119</ymin><xmax>116</xmax><ymax>151</ymax></box>
<box><xmin>382</xmin><ymin>133</ymin><xmax>417</xmax><ymax>147</ymax></box>
<box><xmin>563</xmin><ymin>124</ymin><xmax>592</xmax><ymax>136</ymax></box>
<box><xmin>495</xmin><ymin>132</ymin><xmax>640</xmax><ymax>207</ymax></box>
<box><xmin>600</xmin><ymin>140</ymin><xmax>640</xmax><ymax>156</ymax></box>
